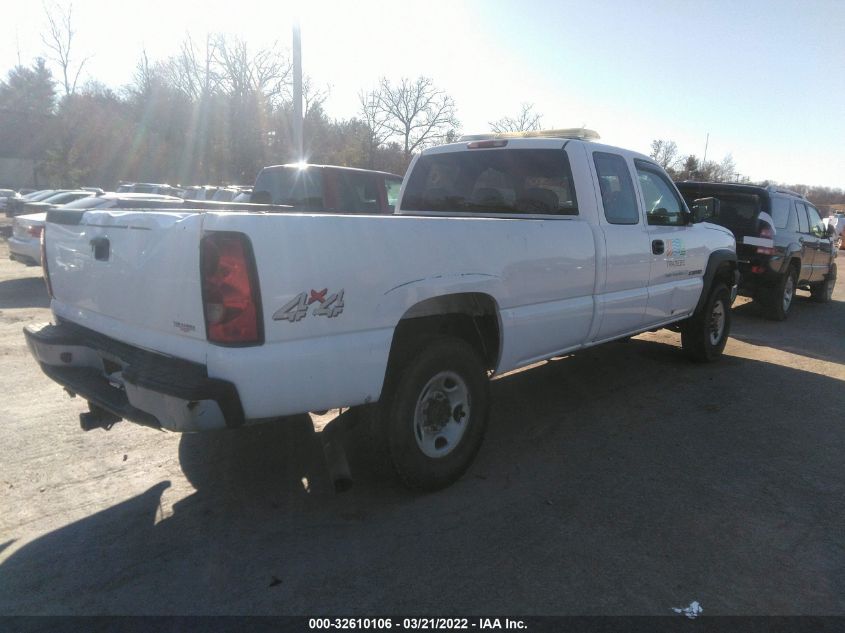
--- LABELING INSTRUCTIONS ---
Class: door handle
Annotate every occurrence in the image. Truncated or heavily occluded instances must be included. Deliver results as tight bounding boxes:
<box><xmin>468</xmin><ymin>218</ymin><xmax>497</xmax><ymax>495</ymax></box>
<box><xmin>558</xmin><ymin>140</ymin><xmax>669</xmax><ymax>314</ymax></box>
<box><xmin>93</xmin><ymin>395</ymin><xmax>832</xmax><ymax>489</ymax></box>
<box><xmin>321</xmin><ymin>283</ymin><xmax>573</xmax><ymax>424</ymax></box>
<box><xmin>652</xmin><ymin>240</ymin><xmax>664</xmax><ymax>255</ymax></box>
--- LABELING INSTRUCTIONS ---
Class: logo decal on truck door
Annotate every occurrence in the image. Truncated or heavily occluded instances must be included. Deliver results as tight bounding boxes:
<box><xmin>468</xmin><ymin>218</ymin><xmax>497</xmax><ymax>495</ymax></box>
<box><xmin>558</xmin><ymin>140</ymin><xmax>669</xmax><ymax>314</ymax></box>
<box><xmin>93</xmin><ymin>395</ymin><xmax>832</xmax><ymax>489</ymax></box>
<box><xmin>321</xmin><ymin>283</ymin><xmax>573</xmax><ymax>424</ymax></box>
<box><xmin>665</xmin><ymin>238</ymin><xmax>686</xmax><ymax>268</ymax></box>
<box><xmin>273</xmin><ymin>289</ymin><xmax>345</xmax><ymax>322</ymax></box>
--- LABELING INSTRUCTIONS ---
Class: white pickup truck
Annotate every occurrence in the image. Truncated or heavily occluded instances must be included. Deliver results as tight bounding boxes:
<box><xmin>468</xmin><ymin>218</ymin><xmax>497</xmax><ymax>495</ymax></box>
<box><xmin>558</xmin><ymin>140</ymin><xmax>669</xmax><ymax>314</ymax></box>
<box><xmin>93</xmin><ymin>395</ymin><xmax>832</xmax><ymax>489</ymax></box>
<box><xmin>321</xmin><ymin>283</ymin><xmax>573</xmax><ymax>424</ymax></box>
<box><xmin>25</xmin><ymin>130</ymin><xmax>737</xmax><ymax>490</ymax></box>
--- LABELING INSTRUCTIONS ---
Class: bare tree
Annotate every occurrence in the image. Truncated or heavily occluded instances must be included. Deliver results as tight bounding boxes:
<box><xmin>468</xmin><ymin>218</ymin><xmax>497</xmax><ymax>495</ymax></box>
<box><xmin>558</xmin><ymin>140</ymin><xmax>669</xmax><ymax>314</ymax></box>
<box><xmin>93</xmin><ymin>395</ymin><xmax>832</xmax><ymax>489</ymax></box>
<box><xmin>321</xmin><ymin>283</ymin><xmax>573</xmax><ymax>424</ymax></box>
<box><xmin>162</xmin><ymin>34</ymin><xmax>220</xmax><ymax>101</ymax></box>
<box><xmin>489</xmin><ymin>103</ymin><xmax>542</xmax><ymax>133</ymax></box>
<box><xmin>41</xmin><ymin>1</ymin><xmax>91</xmax><ymax>96</ymax></box>
<box><xmin>212</xmin><ymin>35</ymin><xmax>291</xmax><ymax>106</ymax></box>
<box><xmin>367</xmin><ymin>76</ymin><xmax>459</xmax><ymax>157</ymax></box>
<box><xmin>358</xmin><ymin>89</ymin><xmax>391</xmax><ymax>167</ymax></box>
<box><xmin>649</xmin><ymin>139</ymin><xmax>680</xmax><ymax>171</ymax></box>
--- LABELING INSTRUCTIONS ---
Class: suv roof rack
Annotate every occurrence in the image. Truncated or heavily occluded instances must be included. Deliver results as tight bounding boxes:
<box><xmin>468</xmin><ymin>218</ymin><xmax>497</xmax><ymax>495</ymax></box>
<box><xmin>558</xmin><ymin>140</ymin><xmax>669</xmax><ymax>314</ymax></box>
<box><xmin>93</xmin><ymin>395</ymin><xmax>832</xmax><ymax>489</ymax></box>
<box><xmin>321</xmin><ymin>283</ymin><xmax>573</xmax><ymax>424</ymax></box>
<box><xmin>766</xmin><ymin>185</ymin><xmax>805</xmax><ymax>199</ymax></box>
<box><xmin>459</xmin><ymin>128</ymin><xmax>601</xmax><ymax>142</ymax></box>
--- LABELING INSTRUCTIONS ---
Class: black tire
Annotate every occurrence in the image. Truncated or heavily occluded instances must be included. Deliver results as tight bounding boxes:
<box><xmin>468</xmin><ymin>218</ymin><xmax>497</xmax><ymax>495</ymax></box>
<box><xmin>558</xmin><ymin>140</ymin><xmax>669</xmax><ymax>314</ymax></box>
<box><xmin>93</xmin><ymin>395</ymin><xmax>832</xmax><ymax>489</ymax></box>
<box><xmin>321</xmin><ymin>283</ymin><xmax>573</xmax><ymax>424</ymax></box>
<box><xmin>761</xmin><ymin>266</ymin><xmax>798</xmax><ymax>321</ymax></box>
<box><xmin>810</xmin><ymin>263</ymin><xmax>836</xmax><ymax>303</ymax></box>
<box><xmin>681</xmin><ymin>283</ymin><xmax>731</xmax><ymax>362</ymax></box>
<box><xmin>379</xmin><ymin>337</ymin><xmax>490</xmax><ymax>491</ymax></box>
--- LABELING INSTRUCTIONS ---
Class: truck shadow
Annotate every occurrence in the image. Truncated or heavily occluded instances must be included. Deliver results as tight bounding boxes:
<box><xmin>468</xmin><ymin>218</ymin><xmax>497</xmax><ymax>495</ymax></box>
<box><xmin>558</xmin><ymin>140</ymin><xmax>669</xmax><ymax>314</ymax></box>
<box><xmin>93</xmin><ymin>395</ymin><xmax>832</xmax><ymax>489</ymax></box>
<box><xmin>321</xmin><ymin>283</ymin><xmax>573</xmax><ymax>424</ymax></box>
<box><xmin>0</xmin><ymin>277</ymin><xmax>50</xmax><ymax>310</ymax></box>
<box><xmin>2</xmin><ymin>338</ymin><xmax>844</xmax><ymax>614</ymax></box>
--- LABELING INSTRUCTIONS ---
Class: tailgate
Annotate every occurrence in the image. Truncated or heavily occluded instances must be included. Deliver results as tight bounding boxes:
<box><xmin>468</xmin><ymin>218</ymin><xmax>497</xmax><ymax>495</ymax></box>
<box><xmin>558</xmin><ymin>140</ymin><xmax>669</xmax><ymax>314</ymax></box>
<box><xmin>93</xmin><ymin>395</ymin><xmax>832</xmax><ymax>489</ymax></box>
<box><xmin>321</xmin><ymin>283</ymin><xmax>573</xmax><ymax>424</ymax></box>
<box><xmin>46</xmin><ymin>209</ymin><xmax>208</xmax><ymax>356</ymax></box>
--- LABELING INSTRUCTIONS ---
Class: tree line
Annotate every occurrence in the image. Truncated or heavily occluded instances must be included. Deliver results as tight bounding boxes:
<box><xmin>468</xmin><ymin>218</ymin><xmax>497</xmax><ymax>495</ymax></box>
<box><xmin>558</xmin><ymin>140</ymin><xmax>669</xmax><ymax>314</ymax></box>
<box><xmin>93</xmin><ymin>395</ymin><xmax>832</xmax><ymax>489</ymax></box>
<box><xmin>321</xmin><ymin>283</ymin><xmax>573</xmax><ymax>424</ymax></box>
<box><xmin>649</xmin><ymin>139</ymin><xmax>845</xmax><ymax>209</ymax></box>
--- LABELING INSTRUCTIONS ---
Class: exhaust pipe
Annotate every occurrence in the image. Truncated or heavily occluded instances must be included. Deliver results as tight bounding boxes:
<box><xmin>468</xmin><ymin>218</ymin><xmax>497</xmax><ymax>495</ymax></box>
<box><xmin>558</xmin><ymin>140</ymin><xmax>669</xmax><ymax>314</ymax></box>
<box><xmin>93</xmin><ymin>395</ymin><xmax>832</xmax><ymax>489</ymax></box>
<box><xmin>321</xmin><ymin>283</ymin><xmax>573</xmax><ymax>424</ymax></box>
<box><xmin>79</xmin><ymin>404</ymin><xmax>121</xmax><ymax>431</ymax></box>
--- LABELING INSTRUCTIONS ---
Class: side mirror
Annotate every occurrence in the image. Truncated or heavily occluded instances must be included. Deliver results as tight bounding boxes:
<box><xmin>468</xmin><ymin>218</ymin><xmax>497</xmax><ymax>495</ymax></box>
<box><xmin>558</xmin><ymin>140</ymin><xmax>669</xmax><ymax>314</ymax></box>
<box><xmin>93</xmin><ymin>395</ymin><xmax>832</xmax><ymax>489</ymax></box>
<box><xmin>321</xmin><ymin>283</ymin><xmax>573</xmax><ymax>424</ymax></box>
<box><xmin>691</xmin><ymin>197</ymin><xmax>719</xmax><ymax>223</ymax></box>
<box><xmin>826</xmin><ymin>224</ymin><xmax>837</xmax><ymax>238</ymax></box>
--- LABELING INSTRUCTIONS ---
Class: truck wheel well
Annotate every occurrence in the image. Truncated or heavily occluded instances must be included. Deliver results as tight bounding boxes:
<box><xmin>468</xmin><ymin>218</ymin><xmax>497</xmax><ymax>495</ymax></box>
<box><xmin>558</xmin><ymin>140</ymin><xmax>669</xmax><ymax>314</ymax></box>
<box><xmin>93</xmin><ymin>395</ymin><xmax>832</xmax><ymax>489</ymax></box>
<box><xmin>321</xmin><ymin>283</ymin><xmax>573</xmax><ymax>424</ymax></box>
<box><xmin>714</xmin><ymin>260</ymin><xmax>736</xmax><ymax>286</ymax></box>
<box><xmin>387</xmin><ymin>294</ymin><xmax>501</xmax><ymax>375</ymax></box>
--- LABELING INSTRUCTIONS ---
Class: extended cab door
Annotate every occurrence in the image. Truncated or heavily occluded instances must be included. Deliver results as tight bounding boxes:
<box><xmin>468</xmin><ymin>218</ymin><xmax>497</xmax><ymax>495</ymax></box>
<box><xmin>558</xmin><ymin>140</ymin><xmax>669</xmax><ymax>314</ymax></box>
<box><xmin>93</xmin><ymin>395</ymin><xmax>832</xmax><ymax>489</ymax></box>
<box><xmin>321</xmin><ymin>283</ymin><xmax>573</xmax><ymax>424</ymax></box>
<box><xmin>590</xmin><ymin>151</ymin><xmax>651</xmax><ymax>340</ymax></box>
<box><xmin>634</xmin><ymin>160</ymin><xmax>707</xmax><ymax>323</ymax></box>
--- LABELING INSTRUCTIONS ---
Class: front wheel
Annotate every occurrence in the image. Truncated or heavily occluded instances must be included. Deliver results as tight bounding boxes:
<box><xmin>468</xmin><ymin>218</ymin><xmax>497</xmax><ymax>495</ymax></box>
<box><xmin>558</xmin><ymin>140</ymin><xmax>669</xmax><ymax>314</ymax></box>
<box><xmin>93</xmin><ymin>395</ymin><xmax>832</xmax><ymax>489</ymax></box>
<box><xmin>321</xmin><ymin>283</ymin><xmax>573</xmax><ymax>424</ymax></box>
<box><xmin>381</xmin><ymin>337</ymin><xmax>490</xmax><ymax>491</ymax></box>
<box><xmin>681</xmin><ymin>283</ymin><xmax>731</xmax><ymax>362</ymax></box>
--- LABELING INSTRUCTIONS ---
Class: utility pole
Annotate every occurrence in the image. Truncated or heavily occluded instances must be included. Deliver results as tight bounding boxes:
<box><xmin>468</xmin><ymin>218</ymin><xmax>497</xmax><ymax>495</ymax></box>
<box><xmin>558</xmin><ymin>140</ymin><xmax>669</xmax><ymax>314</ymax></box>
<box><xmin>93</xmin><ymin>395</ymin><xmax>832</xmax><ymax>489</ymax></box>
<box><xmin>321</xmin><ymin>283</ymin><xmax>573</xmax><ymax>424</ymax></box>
<box><xmin>702</xmin><ymin>132</ymin><xmax>710</xmax><ymax>166</ymax></box>
<box><xmin>292</xmin><ymin>19</ymin><xmax>303</xmax><ymax>162</ymax></box>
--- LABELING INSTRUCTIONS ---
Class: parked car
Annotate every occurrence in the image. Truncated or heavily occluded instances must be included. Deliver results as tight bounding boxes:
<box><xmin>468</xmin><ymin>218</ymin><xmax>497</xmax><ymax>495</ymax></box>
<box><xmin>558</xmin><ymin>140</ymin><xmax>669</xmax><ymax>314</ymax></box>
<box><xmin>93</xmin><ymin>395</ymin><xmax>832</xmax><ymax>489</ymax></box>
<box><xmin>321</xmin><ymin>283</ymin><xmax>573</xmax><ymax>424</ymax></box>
<box><xmin>15</xmin><ymin>190</ymin><xmax>96</xmax><ymax>216</ymax></box>
<box><xmin>0</xmin><ymin>189</ymin><xmax>16</xmax><ymax>210</ymax></box>
<box><xmin>8</xmin><ymin>193</ymin><xmax>185</xmax><ymax>266</ymax></box>
<box><xmin>824</xmin><ymin>212</ymin><xmax>844</xmax><ymax>250</ymax></box>
<box><xmin>27</xmin><ymin>130</ymin><xmax>737</xmax><ymax>490</ymax></box>
<box><xmin>5</xmin><ymin>189</ymin><xmax>57</xmax><ymax>217</ymax></box>
<box><xmin>116</xmin><ymin>182</ymin><xmax>183</xmax><ymax>197</ymax></box>
<box><xmin>211</xmin><ymin>187</ymin><xmax>250</xmax><ymax>202</ymax></box>
<box><xmin>250</xmin><ymin>164</ymin><xmax>403</xmax><ymax>213</ymax></box>
<box><xmin>181</xmin><ymin>186</ymin><xmax>219</xmax><ymax>201</ymax></box>
<box><xmin>8</xmin><ymin>212</ymin><xmax>44</xmax><ymax>265</ymax></box>
<box><xmin>677</xmin><ymin>182</ymin><xmax>837</xmax><ymax>319</ymax></box>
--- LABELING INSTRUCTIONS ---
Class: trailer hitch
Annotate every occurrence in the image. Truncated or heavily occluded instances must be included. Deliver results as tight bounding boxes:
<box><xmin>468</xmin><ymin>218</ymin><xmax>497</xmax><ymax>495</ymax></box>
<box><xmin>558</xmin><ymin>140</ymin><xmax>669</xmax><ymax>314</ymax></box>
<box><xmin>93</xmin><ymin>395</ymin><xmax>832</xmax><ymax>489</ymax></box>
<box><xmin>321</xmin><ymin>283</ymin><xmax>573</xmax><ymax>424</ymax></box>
<box><xmin>79</xmin><ymin>404</ymin><xmax>122</xmax><ymax>431</ymax></box>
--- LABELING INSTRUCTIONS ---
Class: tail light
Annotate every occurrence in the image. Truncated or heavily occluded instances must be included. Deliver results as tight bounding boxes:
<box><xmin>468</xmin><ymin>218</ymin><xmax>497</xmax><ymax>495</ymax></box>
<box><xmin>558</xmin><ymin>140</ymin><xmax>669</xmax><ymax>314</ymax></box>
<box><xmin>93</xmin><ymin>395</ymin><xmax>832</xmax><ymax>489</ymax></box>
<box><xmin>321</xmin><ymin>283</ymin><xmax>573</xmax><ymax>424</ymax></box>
<box><xmin>200</xmin><ymin>232</ymin><xmax>263</xmax><ymax>345</ymax></box>
<box><xmin>757</xmin><ymin>223</ymin><xmax>775</xmax><ymax>255</ymax></box>
<box><xmin>28</xmin><ymin>225</ymin><xmax>43</xmax><ymax>238</ymax></box>
<box><xmin>41</xmin><ymin>225</ymin><xmax>53</xmax><ymax>298</ymax></box>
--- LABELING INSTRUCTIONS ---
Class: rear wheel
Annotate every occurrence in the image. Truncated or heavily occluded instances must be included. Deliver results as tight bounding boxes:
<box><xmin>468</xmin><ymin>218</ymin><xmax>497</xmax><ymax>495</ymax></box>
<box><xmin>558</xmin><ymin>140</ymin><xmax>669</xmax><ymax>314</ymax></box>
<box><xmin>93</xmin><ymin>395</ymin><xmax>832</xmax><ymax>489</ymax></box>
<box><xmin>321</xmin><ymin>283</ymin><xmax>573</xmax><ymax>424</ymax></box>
<box><xmin>761</xmin><ymin>266</ymin><xmax>797</xmax><ymax>321</ymax></box>
<box><xmin>380</xmin><ymin>337</ymin><xmax>490</xmax><ymax>491</ymax></box>
<box><xmin>681</xmin><ymin>283</ymin><xmax>731</xmax><ymax>362</ymax></box>
<box><xmin>811</xmin><ymin>263</ymin><xmax>836</xmax><ymax>303</ymax></box>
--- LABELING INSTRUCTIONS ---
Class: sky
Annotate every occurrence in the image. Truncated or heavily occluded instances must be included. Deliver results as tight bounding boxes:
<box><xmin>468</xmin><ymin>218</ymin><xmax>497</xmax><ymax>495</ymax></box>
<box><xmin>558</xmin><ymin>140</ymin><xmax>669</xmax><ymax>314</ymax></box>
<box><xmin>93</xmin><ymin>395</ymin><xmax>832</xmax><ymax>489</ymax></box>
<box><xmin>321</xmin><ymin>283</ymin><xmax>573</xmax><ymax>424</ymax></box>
<box><xmin>2</xmin><ymin>0</ymin><xmax>844</xmax><ymax>188</ymax></box>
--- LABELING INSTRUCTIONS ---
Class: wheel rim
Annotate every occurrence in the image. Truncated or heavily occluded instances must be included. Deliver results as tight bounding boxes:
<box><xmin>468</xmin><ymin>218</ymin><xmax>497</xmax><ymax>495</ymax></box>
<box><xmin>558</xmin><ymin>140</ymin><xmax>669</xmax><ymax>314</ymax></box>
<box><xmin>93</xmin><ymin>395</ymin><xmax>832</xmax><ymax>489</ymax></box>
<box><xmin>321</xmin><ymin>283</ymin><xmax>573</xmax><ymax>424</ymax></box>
<box><xmin>413</xmin><ymin>370</ymin><xmax>471</xmax><ymax>458</ymax></box>
<box><xmin>709</xmin><ymin>298</ymin><xmax>726</xmax><ymax>346</ymax></box>
<box><xmin>782</xmin><ymin>275</ymin><xmax>794</xmax><ymax>312</ymax></box>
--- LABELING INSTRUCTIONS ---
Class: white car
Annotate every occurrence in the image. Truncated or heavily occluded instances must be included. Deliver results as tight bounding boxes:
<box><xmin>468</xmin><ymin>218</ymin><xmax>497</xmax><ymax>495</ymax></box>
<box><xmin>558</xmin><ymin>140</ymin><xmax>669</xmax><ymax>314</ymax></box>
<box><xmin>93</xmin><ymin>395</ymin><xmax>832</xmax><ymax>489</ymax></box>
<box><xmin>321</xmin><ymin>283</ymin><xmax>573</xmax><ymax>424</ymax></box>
<box><xmin>8</xmin><ymin>212</ymin><xmax>45</xmax><ymax>266</ymax></box>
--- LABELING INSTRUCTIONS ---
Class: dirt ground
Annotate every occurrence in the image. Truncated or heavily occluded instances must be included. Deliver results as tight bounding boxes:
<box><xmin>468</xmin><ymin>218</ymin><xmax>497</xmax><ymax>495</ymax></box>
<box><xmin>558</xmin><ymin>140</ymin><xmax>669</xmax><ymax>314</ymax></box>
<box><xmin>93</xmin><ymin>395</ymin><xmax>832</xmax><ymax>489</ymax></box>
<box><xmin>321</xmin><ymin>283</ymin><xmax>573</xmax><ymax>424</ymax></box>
<box><xmin>0</xmin><ymin>236</ymin><xmax>843</xmax><ymax>616</ymax></box>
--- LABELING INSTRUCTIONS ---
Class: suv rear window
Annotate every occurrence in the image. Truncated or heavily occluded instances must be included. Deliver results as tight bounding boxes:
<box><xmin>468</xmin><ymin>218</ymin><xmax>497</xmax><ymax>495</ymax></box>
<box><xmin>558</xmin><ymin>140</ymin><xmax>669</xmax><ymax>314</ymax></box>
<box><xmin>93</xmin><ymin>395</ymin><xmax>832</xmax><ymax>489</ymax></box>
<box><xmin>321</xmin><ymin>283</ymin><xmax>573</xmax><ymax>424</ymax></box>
<box><xmin>678</xmin><ymin>189</ymin><xmax>762</xmax><ymax>233</ymax></box>
<box><xmin>402</xmin><ymin>149</ymin><xmax>578</xmax><ymax>216</ymax></box>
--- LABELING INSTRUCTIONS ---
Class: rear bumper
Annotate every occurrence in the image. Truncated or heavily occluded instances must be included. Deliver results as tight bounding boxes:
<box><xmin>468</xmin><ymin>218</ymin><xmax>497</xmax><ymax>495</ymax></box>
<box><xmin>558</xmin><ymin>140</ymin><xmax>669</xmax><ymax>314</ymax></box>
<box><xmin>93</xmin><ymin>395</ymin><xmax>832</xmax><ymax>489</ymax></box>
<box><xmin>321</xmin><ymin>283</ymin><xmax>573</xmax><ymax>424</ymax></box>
<box><xmin>24</xmin><ymin>320</ymin><xmax>245</xmax><ymax>432</ymax></box>
<box><xmin>8</xmin><ymin>236</ymin><xmax>41</xmax><ymax>266</ymax></box>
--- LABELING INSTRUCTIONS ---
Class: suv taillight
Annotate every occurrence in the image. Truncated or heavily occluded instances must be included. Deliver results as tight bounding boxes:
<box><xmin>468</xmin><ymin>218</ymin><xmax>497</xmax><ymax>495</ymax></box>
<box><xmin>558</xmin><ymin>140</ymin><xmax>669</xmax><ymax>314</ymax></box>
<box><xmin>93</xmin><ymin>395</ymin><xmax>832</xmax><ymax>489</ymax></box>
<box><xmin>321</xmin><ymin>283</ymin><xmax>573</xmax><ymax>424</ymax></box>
<box><xmin>757</xmin><ymin>223</ymin><xmax>775</xmax><ymax>255</ymax></box>
<box><xmin>200</xmin><ymin>232</ymin><xmax>263</xmax><ymax>345</ymax></box>
<box><xmin>41</xmin><ymin>225</ymin><xmax>53</xmax><ymax>298</ymax></box>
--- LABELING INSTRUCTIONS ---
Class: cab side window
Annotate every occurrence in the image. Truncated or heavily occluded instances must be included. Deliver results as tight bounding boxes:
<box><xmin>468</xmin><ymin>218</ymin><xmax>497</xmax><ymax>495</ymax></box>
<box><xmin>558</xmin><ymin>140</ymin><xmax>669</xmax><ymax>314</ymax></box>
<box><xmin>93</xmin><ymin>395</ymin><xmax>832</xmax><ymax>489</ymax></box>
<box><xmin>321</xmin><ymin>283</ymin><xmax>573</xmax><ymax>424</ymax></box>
<box><xmin>634</xmin><ymin>160</ymin><xmax>687</xmax><ymax>227</ymax></box>
<box><xmin>795</xmin><ymin>201</ymin><xmax>810</xmax><ymax>233</ymax></box>
<box><xmin>594</xmin><ymin>152</ymin><xmax>639</xmax><ymax>225</ymax></box>
<box><xmin>385</xmin><ymin>177</ymin><xmax>402</xmax><ymax>211</ymax></box>
<box><xmin>805</xmin><ymin>204</ymin><xmax>825</xmax><ymax>237</ymax></box>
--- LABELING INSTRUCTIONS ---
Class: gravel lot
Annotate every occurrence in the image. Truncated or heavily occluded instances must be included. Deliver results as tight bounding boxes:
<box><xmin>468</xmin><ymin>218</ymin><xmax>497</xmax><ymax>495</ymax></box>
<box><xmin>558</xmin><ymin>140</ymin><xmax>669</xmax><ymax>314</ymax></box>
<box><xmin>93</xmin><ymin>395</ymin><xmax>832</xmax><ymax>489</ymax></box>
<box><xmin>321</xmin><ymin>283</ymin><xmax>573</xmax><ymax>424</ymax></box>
<box><xmin>0</xmin><ymin>236</ymin><xmax>843</xmax><ymax>615</ymax></box>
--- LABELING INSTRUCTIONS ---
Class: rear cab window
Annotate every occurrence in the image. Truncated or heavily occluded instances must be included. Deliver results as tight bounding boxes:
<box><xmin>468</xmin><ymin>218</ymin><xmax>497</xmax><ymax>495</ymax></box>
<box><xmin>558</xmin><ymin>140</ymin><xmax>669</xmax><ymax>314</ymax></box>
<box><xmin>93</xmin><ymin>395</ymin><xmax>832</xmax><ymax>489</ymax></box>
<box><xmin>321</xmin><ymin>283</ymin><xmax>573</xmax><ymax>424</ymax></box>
<box><xmin>253</xmin><ymin>167</ymin><xmax>325</xmax><ymax>211</ymax></box>
<box><xmin>401</xmin><ymin>148</ymin><xmax>578</xmax><ymax>216</ymax></box>
<box><xmin>334</xmin><ymin>171</ymin><xmax>381</xmax><ymax>213</ymax></box>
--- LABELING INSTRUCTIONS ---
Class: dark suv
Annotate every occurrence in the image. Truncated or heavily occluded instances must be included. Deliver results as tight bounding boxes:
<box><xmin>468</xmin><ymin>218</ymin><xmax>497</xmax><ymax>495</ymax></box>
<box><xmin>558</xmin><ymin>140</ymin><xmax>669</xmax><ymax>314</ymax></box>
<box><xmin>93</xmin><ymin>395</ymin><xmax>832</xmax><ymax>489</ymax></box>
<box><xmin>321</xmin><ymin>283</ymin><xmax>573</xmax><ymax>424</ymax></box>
<box><xmin>677</xmin><ymin>182</ymin><xmax>837</xmax><ymax>320</ymax></box>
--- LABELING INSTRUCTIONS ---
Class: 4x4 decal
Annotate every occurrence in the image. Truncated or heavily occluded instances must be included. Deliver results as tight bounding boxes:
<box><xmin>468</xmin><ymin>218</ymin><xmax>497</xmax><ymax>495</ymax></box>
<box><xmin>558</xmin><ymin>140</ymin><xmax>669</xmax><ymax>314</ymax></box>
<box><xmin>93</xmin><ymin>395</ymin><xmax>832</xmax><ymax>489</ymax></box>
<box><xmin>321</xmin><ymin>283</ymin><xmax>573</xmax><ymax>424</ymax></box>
<box><xmin>273</xmin><ymin>289</ymin><xmax>345</xmax><ymax>322</ymax></box>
